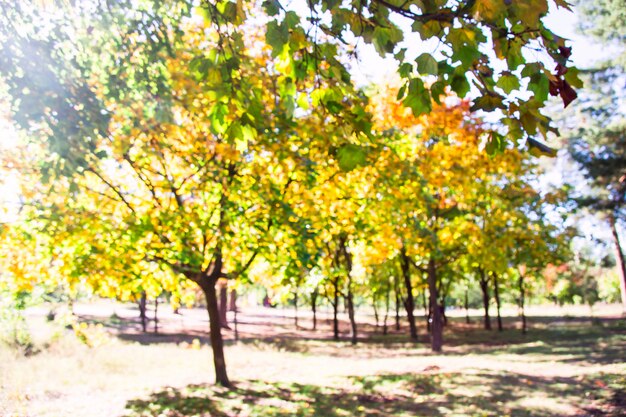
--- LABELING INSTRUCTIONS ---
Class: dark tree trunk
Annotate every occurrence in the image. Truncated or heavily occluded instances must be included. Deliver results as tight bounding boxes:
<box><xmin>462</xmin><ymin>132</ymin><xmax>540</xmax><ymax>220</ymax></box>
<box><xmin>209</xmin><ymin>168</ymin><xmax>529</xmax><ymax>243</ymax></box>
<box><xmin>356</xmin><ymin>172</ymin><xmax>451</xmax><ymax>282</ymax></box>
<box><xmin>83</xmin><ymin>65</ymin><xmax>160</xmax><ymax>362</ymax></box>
<box><xmin>464</xmin><ymin>288</ymin><xmax>470</xmax><ymax>325</ymax></box>
<box><xmin>394</xmin><ymin>275</ymin><xmax>401</xmax><ymax>331</ymax></box>
<box><xmin>478</xmin><ymin>268</ymin><xmax>492</xmax><ymax>330</ymax></box>
<box><xmin>440</xmin><ymin>278</ymin><xmax>452</xmax><ymax>326</ymax></box>
<box><xmin>440</xmin><ymin>298</ymin><xmax>448</xmax><ymax>326</ymax></box>
<box><xmin>423</xmin><ymin>290</ymin><xmax>429</xmax><ymax>332</ymax></box>
<box><xmin>294</xmin><ymin>288</ymin><xmax>299</xmax><ymax>329</ymax></box>
<box><xmin>228</xmin><ymin>290</ymin><xmax>237</xmax><ymax>311</ymax></box>
<box><xmin>428</xmin><ymin>257</ymin><xmax>443</xmax><ymax>352</ymax></box>
<box><xmin>609</xmin><ymin>213</ymin><xmax>626</xmax><ymax>315</ymax></box>
<box><xmin>218</xmin><ymin>281</ymin><xmax>230</xmax><ymax>329</ymax></box>
<box><xmin>138</xmin><ymin>291</ymin><xmax>147</xmax><ymax>333</ymax></box>
<box><xmin>311</xmin><ymin>288</ymin><xmax>318</xmax><ymax>331</ymax></box>
<box><xmin>200</xmin><ymin>277</ymin><xmax>230</xmax><ymax>387</ymax></box>
<box><xmin>347</xmin><ymin>291</ymin><xmax>357</xmax><ymax>345</ymax></box>
<box><xmin>332</xmin><ymin>277</ymin><xmax>339</xmax><ymax>341</ymax></box>
<box><xmin>153</xmin><ymin>298</ymin><xmax>159</xmax><ymax>334</ymax></box>
<box><xmin>518</xmin><ymin>274</ymin><xmax>527</xmax><ymax>334</ymax></box>
<box><xmin>400</xmin><ymin>247</ymin><xmax>418</xmax><ymax>341</ymax></box>
<box><xmin>341</xmin><ymin>238</ymin><xmax>357</xmax><ymax>345</ymax></box>
<box><xmin>426</xmin><ymin>294</ymin><xmax>432</xmax><ymax>333</ymax></box>
<box><xmin>383</xmin><ymin>283</ymin><xmax>390</xmax><ymax>335</ymax></box>
<box><xmin>493</xmin><ymin>273</ymin><xmax>503</xmax><ymax>332</ymax></box>
<box><xmin>373</xmin><ymin>297</ymin><xmax>380</xmax><ymax>329</ymax></box>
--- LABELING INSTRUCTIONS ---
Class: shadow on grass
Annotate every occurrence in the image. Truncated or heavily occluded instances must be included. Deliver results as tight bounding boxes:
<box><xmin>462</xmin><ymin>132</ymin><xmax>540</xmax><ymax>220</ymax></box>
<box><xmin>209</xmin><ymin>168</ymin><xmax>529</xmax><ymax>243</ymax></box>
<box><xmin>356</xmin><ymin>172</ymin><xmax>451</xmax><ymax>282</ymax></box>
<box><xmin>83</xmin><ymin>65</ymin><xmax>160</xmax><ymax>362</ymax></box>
<box><xmin>442</xmin><ymin>319</ymin><xmax>626</xmax><ymax>366</ymax></box>
<box><xmin>123</xmin><ymin>371</ymin><xmax>625</xmax><ymax>417</ymax></box>
<box><xmin>231</xmin><ymin>318</ymin><xmax>626</xmax><ymax>366</ymax></box>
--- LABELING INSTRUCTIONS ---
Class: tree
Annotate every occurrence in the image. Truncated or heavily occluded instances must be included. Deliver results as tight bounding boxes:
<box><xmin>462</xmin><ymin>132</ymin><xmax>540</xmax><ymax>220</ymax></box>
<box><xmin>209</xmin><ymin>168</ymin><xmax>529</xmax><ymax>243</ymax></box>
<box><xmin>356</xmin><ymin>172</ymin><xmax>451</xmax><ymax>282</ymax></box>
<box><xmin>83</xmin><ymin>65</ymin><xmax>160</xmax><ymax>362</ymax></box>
<box><xmin>368</xmin><ymin>81</ymin><xmax>487</xmax><ymax>351</ymax></box>
<box><xmin>565</xmin><ymin>0</ymin><xmax>626</xmax><ymax>313</ymax></box>
<box><xmin>1</xmin><ymin>7</ymin><xmax>371</xmax><ymax>385</ymax></box>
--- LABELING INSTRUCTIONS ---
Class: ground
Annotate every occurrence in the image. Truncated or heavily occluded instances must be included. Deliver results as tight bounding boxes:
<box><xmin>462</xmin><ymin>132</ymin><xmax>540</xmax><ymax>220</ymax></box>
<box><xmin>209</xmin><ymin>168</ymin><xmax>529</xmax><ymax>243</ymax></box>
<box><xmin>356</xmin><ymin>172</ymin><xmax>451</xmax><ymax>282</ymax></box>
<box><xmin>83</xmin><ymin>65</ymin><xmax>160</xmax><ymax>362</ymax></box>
<box><xmin>0</xmin><ymin>301</ymin><xmax>624</xmax><ymax>417</ymax></box>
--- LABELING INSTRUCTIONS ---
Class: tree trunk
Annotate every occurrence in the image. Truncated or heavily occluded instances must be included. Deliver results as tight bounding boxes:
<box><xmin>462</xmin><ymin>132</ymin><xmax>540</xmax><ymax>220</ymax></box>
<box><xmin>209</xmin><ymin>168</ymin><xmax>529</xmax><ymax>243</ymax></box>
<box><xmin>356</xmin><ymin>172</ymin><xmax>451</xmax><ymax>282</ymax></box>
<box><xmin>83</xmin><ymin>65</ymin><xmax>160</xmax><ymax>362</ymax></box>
<box><xmin>609</xmin><ymin>213</ymin><xmax>626</xmax><ymax>315</ymax></box>
<box><xmin>426</xmin><ymin>294</ymin><xmax>432</xmax><ymax>333</ymax></box>
<box><xmin>493</xmin><ymin>273</ymin><xmax>503</xmax><ymax>332</ymax></box>
<box><xmin>440</xmin><ymin>298</ymin><xmax>448</xmax><ymax>326</ymax></box>
<box><xmin>478</xmin><ymin>268</ymin><xmax>492</xmax><ymax>330</ymax></box>
<box><xmin>464</xmin><ymin>288</ymin><xmax>470</xmax><ymax>325</ymax></box>
<box><xmin>228</xmin><ymin>290</ymin><xmax>237</xmax><ymax>311</ymax></box>
<box><xmin>518</xmin><ymin>274</ymin><xmax>527</xmax><ymax>334</ymax></box>
<box><xmin>373</xmin><ymin>297</ymin><xmax>380</xmax><ymax>329</ymax></box>
<box><xmin>383</xmin><ymin>283</ymin><xmax>390</xmax><ymax>336</ymax></box>
<box><xmin>138</xmin><ymin>291</ymin><xmax>147</xmax><ymax>333</ymax></box>
<box><xmin>153</xmin><ymin>298</ymin><xmax>158</xmax><ymax>334</ymax></box>
<box><xmin>428</xmin><ymin>257</ymin><xmax>443</xmax><ymax>352</ymax></box>
<box><xmin>218</xmin><ymin>281</ymin><xmax>230</xmax><ymax>329</ymax></box>
<box><xmin>394</xmin><ymin>275</ymin><xmax>401</xmax><ymax>331</ymax></box>
<box><xmin>332</xmin><ymin>277</ymin><xmax>339</xmax><ymax>341</ymax></box>
<box><xmin>294</xmin><ymin>288</ymin><xmax>299</xmax><ymax>329</ymax></box>
<box><xmin>341</xmin><ymin>238</ymin><xmax>357</xmax><ymax>345</ymax></box>
<box><xmin>200</xmin><ymin>278</ymin><xmax>230</xmax><ymax>387</ymax></box>
<box><xmin>311</xmin><ymin>288</ymin><xmax>318</xmax><ymax>331</ymax></box>
<box><xmin>440</xmin><ymin>278</ymin><xmax>451</xmax><ymax>326</ymax></box>
<box><xmin>423</xmin><ymin>290</ymin><xmax>429</xmax><ymax>332</ymax></box>
<box><xmin>400</xmin><ymin>247</ymin><xmax>418</xmax><ymax>341</ymax></box>
<box><xmin>347</xmin><ymin>291</ymin><xmax>357</xmax><ymax>345</ymax></box>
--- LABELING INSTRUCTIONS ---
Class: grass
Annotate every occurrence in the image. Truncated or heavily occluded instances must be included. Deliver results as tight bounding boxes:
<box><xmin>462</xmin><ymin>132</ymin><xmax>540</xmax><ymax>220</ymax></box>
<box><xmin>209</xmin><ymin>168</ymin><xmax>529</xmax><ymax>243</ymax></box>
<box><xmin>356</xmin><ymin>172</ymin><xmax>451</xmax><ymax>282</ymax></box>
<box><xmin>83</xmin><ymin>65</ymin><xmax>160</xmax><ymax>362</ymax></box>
<box><xmin>123</xmin><ymin>372</ymin><xmax>626</xmax><ymax>417</ymax></box>
<box><xmin>0</xmin><ymin>302</ymin><xmax>624</xmax><ymax>417</ymax></box>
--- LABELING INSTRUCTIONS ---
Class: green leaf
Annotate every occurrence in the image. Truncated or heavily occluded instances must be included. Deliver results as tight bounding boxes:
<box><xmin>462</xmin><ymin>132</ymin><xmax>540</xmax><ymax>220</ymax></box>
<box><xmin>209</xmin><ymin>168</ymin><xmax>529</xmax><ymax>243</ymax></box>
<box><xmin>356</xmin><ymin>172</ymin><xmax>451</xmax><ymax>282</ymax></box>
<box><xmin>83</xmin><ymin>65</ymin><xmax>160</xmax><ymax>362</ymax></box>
<box><xmin>395</xmin><ymin>48</ymin><xmax>407</xmax><ymax>62</ymax></box>
<box><xmin>503</xmin><ymin>117</ymin><xmax>524</xmax><ymax>141</ymax></box>
<box><xmin>564</xmin><ymin>67</ymin><xmax>583</xmax><ymax>88</ymax></box>
<box><xmin>412</xmin><ymin>20</ymin><xmax>447</xmax><ymax>40</ymax></box>
<box><xmin>283</xmin><ymin>11</ymin><xmax>300</xmax><ymax>29</ymax></box>
<box><xmin>398</xmin><ymin>62</ymin><xmax>413</xmax><ymax>78</ymax></box>
<box><xmin>430</xmin><ymin>81</ymin><xmax>446</xmax><ymax>104</ymax></box>
<box><xmin>337</xmin><ymin>144</ymin><xmax>367</xmax><ymax>172</ymax></box>
<box><xmin>505</xmin><ymin>39</ymin><xmax>524</xmax><ymax>70</ymax></box>
<box><xmin>450</xmin><ymin>75</ymin><xmax>470</xmax><ymax>98</ymax></box>
<box><xmin>415</xmin><ymin>53</ymin><xmax>438</xmax><ymax>76</ymax></box>
<box><xmin>520</xmin><ymin>110</ymin><xmax>538</xmax><ymax>135</ymax></box>
<box><xmin>403</xmin><ymin>78</ymin><xmax>432</xmax><ymax>116</ymax></box>
<box><xmin>452</xmin><ymin>45</ymin><xmax>481</xmax><ymax>67</ymax></box>
<box><xmin>262</xmin><ymin>0</ymin><xmax>280</xmax><ymax>16</ymax></box>
<box><xmin>496</xmin><ymin>73</ymin><xmax>520</xmax><ymax>94</ymax></box>
<box><xmin>94</xmin><ymin>150</ymin><xmax>108</xmax><ymax>159</ymax></box>
<box><xmin>241</xmin><ymin>124</ymin><xmax>257</xmax><ymax>143</ymax></box>
<box><xmin>528</xmin><ymin>73</ymin><xmax>549</xmax><ymax>103</ymax></box>
<box><xmin>471</xmin><ymin>95</ymin><xmax>506</xmax><ymax>112</ymax></box>
<box><xmin>372</xmin><ymin>26</ymin><xmax>402</xmax><ymax>56</ymax></box>
<box><xmin>513</xmin><ymin>1</ymin><xmax>548</xmax><ymax>26</ymax></box>
<box><xmin>397</xmin><ymin>84</ymin><xmax>407</xmax><ymax>100</ymax></box>
<box><xmin>322</xmin><ymin>0</ymin><xmax>341</xmax><ymax>11</ymax></box>
<box><xmin>325</xmin><ymin>100</ymin><xmax>343</xmax><ymax>115</ymax></box>
<box><xmin>521</xmin><ymin>63</ymin><xmax>542</xmax><ymax>78</ymax></box>
<box><xmin>266</xmin><ymin>21</ymin><xmax>289</xmax><ymax>57</ymax></box>
<box><xmin>485</xmin><ymin>131</ymin><xmax>506</xmax><ymax>155</ymax></box>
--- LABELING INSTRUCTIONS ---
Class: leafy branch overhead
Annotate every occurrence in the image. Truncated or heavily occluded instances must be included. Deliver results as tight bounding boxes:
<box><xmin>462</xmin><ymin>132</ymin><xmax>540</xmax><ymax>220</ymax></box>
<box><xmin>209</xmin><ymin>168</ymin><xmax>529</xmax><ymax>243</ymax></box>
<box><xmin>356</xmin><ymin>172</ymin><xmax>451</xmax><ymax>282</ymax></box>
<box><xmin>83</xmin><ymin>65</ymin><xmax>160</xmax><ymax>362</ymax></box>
<box><xmin>256</xmin><ymin>0</ymin><xmax>581</xmax><ymax>147</ymax></box>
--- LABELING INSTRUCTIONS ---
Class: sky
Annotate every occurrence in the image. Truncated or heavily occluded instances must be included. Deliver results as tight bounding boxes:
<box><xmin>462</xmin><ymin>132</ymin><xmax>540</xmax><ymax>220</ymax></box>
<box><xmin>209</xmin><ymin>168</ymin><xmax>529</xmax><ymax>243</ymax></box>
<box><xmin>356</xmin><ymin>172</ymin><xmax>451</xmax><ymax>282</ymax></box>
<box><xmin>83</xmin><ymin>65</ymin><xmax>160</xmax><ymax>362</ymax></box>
<box><xmin>0</xmin><ymin>2</ymin><xmax>612</xmax><ymax>224</ymax></box>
